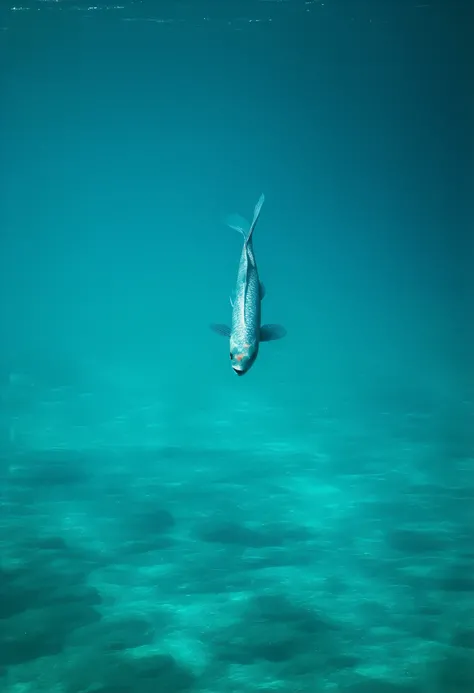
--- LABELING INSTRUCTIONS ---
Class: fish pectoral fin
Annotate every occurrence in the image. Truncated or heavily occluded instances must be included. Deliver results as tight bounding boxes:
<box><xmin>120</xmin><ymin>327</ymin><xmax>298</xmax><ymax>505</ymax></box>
<box><xmin>229</xmin><ymin>294</ymin><xmax>234</xmax><ymax>308</ymax></box>
<box><xmin>260</xmin><ymin>281</ymin><xmax>266</xmax><ymax>299</ymax></box>
<box><xmin>210</xmin><ymin>323</ymin><xmax>231</xmax><ymax>337</ymax></box>
<box><xmin>260</xmin><ymin>324</ymin><xmax>287</xmax><ymax>342</ymax></box>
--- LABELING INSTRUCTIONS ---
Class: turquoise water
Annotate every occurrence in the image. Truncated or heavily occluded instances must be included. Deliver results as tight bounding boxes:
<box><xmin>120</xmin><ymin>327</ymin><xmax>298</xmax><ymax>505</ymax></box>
<box><xmin>0</xmin><ymin>1</ymin><xmax>472</xmax><ymax>692</ymax></box>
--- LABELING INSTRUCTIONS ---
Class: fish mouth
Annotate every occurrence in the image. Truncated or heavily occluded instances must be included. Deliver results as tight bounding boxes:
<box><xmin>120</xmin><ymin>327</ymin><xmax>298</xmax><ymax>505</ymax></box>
<box><xmin>232</xmin><ymin>367</ymin><xmax>245</xmax><ymax>376</ymax></box>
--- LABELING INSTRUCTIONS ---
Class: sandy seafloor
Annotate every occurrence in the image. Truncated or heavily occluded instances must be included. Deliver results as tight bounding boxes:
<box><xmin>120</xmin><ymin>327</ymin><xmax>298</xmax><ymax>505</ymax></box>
<box><xmin>0</xmin><ymin>365</ymin><xmax>473</xmax><ymax>693</ymax></box>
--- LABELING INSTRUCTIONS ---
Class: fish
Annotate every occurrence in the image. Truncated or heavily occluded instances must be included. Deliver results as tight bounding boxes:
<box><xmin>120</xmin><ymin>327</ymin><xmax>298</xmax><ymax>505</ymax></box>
<box><xmin>211</xmin><ymin>193</ymin><xmax>286</xmax><ymax>376</ymax></box>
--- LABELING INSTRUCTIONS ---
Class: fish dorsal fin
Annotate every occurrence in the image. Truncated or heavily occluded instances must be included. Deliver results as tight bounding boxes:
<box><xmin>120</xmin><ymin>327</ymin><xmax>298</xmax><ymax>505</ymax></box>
<box><xmin>241</xmin><ymin>246</ymin><xmax>249</xmax><ymax>324</ymax></box>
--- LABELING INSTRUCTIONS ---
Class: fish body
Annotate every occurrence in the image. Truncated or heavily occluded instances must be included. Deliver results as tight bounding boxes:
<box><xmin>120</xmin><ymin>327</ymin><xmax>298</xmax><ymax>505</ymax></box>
<box><xmin>211</xmin><ymin>194</ymin><xmax>286</xmax><ymax>376</ymax></box>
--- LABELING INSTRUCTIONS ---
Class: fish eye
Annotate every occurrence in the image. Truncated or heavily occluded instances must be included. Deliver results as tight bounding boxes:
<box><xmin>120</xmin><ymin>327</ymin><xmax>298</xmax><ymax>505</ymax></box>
<box><xmin>230</xmin><ymin>352</ymin><xmax>233</xmax><ymax>360</ymax></box>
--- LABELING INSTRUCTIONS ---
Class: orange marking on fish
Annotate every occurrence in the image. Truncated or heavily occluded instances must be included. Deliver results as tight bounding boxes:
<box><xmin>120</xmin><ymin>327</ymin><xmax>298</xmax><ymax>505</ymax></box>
<box><xmin>235</xmin><ymin>354</ymin><xmax>244</xmax><ymax>362</ymax></box>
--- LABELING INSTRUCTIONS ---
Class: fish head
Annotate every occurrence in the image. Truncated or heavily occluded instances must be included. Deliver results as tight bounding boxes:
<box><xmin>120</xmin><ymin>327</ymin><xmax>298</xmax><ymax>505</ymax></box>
<box><xmin>230</xmin><ymin>341</ymin><xmax>258</xmax><ymax>376</ymax></box>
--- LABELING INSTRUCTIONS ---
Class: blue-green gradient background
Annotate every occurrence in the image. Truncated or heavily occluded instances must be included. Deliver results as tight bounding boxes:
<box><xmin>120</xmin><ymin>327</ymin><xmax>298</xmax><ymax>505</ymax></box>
<box><xmin>0</xmin><ymin>1</ymin><xmax>472</xmax><ymax>692</ymax></box>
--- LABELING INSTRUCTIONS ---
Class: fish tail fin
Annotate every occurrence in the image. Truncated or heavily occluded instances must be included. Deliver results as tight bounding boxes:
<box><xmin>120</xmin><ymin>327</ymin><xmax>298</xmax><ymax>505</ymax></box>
<box><xmin>226</xmin><ymin>213</ymin><xmax>249</xmax><ymax>236</ymax></box>
<box><xmin>225</xmin><ymin>193</ymin><xmax>265</xmax><ymax>242</ymax></box>
<box><xmin>246</xmin><ymin>193</ymin><xmax>265</xmax><ymax>245</ymax></box>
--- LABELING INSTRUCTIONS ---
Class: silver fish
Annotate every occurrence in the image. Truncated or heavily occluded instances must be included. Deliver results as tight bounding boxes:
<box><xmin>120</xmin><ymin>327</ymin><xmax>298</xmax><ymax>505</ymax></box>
<box><xmin>211</xmin><ymin>194</ymin><xmax>286</xmax><ymax>376</ymax></box>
